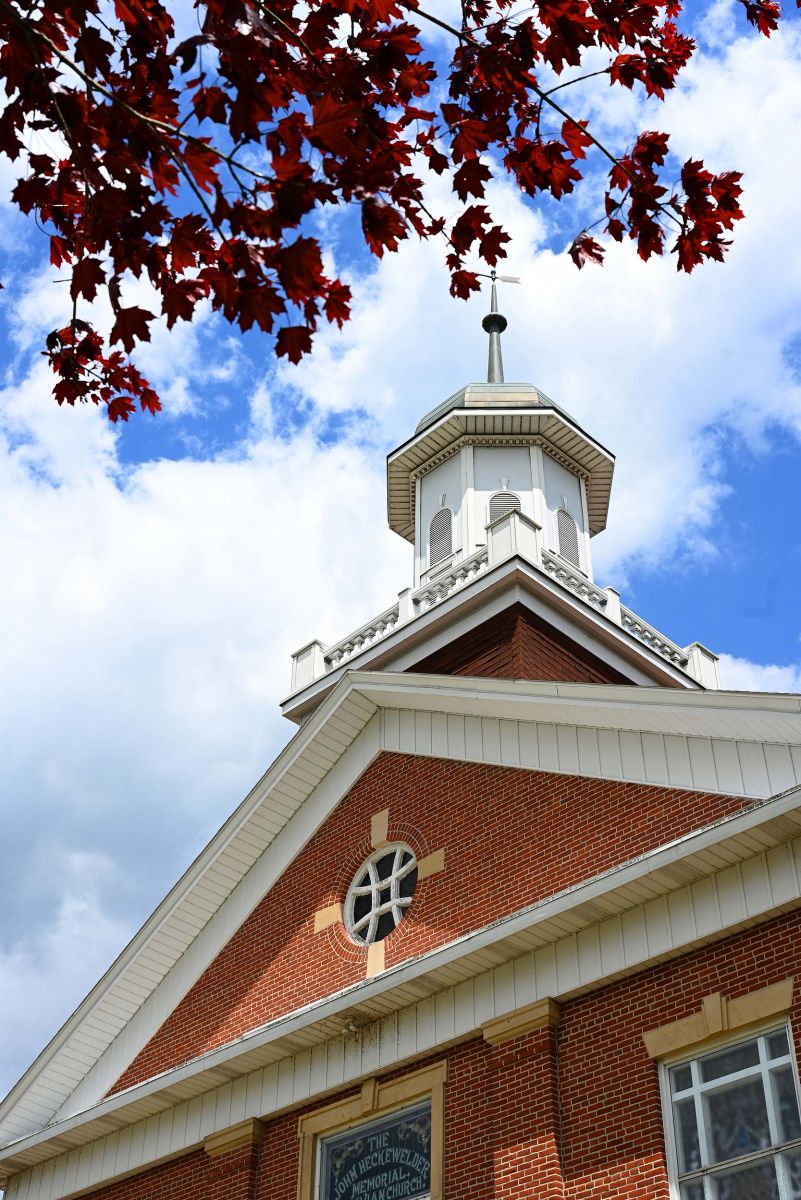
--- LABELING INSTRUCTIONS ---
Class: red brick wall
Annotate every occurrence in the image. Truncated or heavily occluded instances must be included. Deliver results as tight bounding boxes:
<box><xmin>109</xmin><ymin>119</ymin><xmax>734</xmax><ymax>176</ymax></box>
<box><xmin>109</xmin><ymin>754</ymin><xmax>757</xmax><ymax>1095</ymax></box>
<box><xmin>407</xmin><ymin>603</ymin><xmax>631</xmax><ymax>685</ymax></box>
<box><xmin>490</xmin><ymin>1027</ymin><xmax>564</xmax><ymax>1200</ymax></box>
<box><xmin>558</xmin><ymin>908</ymin><xmax>801</xmax><ymax>1198</ymax></box>
<box><xmin>80</xmin><ymin>910</ymin><xmax>801</xmax><ymax>1200</ymax></box>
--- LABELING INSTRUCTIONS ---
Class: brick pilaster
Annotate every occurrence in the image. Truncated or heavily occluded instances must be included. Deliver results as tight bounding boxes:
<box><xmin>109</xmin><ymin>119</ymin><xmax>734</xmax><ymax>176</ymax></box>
<box><xmin>490</xmin><ymin>1026</ymin><xmax>564</xmax><ymax>1200</ymax></box>
<box><xmin>205</xmin><ymin>1120</ymin><xmax>263</xmax><ymax>1200</ymax></box>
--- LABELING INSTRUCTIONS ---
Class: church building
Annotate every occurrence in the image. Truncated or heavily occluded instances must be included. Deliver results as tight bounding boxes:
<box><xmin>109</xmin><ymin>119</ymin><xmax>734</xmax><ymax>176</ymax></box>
<box><xmin>3</xmin><ymin>289</ymin><xmax>801</xmax><ymax>1200</ymax></box>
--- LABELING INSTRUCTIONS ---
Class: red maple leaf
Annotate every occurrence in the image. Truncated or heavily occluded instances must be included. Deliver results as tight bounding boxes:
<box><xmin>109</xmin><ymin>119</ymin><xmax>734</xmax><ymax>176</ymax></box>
<box><xmin>562</xmin><ymin>120</ymin><xmax>592</xmax><ymax>160</ymax></box>
<box><xmin>277</xmin><ymin>237</ymin><xmax>325</xmax><ymax>303</ymax></box>
<box><xmin>453</xmin><ymin>158</ymin><xmax>492</xmax><ymax>202</ymax></box>
<box><xmin>182</xmin><ymin>141</ymin><xmax>219</xmax><ymax>194</ymax></box>
<box><xmin>361</xmin><ymin>199</ymin><xmax>407</xmax><ymax>257</ymax></box>
<box><xmin>569</xmin><ymin>233</ymin><xmax>605</xmax><ymax>269</ymax></box>
<box><xmin>70</xmin><ymin>257</ymin><xmax>106</xmax><ymax>302</ymax></box>
<box><xmin>276</xmin><ymin>325</ymin><xmax>313</xmax><ymax>362</ymax></box>
<box><xmin>311</xmin><ymin>95</ymin><xmax>359</xmax><ymax>157</ymax></box>
<box><xmin>109</xmin><ymin>306</ymin><xmax>155</xmax><ymax>352</ymax></box>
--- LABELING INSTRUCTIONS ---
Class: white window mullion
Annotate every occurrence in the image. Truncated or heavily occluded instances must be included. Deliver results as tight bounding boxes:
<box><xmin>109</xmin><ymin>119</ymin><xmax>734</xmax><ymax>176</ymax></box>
<box><xmin>692</xmin><ymin>1057</ymin><xmax>711</xmax><ymax>1171</ymax></box>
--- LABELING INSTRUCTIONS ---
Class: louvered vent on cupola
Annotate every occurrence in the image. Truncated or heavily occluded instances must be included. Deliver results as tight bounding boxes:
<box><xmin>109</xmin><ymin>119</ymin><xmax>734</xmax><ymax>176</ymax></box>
<box><xmin>557</xmin><ymin>507</ymin><xmax>581</xmax><ymax>568</ymax></box>
<box><xmin>488</xmin><ymin>491</ymin><xmax>522</xmax><ymax>523</ymax></box>
<box><xmin>429</xmin><ymin>507</ymin><xmax>453</xmax><ymax>565</ymax></box>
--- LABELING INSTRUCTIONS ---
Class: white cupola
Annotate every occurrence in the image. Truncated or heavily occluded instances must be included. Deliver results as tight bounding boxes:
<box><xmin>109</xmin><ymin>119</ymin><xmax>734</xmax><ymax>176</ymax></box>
<box><xmin>386</xmin><ymin>279</ymin><xmax>614</xmax><ymax>589</ymax></box>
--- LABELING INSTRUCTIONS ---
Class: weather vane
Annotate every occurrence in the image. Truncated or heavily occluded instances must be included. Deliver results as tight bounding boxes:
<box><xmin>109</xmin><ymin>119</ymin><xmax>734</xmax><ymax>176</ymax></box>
<box><xmin>480</xmin><ymin>269</ymin><xmax>519</xmax><ymax>383</ymax></box>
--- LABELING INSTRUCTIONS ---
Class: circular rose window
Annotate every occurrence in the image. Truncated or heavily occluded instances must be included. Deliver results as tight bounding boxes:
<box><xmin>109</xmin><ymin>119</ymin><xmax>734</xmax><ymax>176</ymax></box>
<box><xmin>344</xmin><ymin>844</ymin><xmax>418</xmax><ymax>945</ymax></box>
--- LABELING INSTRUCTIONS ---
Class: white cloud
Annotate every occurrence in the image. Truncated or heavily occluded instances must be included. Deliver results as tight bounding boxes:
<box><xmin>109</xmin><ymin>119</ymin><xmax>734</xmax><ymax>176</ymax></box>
<box><xmin>718</xmin><ymin>653</ymin><xmax>801</xmax><ymax>693</ymax></box>
<box><xmin>0</xmin><ymin>864</ymin><xmax>131</xmax><ymax>1102</ymax></box>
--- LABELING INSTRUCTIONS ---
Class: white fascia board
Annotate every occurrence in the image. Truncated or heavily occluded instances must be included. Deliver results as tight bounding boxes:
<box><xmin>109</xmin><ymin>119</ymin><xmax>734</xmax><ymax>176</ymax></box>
<box><xmin>351</xmin><ymin>672</ymin><xmax>801</xmax><ymax>743</ymax></box>
<box><xmin>0</xmin><ymin>672</ymin><xmax>376</xmax><ymax>1143</ymax></box>
<box><xmin>281</xmin><ymin>555</ymin><xmax>698</xmax><ymax>722</ymax></box>
<box><xmin>2</xmin><ymin>779</ymin><xmax>800</xmax><ymax>1174</ymax></box>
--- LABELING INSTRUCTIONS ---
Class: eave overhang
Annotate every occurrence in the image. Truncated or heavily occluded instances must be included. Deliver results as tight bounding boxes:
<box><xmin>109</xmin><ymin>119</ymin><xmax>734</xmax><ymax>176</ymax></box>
<box><xmin>387</xmin><ymin>399</ymin><xmax>615</xmax><ymax>543</ymax></box>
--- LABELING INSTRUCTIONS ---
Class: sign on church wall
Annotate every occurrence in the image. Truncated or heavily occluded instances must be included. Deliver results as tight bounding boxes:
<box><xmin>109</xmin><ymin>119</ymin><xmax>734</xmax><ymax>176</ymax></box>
<box><xmin>318</xmin><ymin>1101</ymin><xmax>431</xmax><ymax>1200</ymax></box>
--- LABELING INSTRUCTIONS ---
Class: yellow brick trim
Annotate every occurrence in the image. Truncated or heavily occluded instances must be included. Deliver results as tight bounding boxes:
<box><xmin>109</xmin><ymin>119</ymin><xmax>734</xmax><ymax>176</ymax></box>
<box><xmin>370</xmin><ymin>809</ymin><xmax>389</xmax><ymax>849</ymax></box>
<box><xmin>482</xmin><ymin>998</ymin><xmax>561</xmax><ymax>1046</ymax></box>
<box><xmin>204</xmin><ymin>1117</ymin><xmax>264</xmax><ymax>1157</ymax></box>
<box><xmin>643</xmin><ymin>977</ymin><xmax>795</xmax><ymax>1059</ymax></box>
<box><xmin>417</xmin><ymin>848</ymin><xmax>445</xmax><ymax>879</ymax></box>
<box><xmin>313</xmin><ymin>902</ymin><xmax>342</xmax><ymax>933</ymax></box>
<box><xmin>297</xmin><ymin>1061</ymin><xmax>448</xmax><ymax>1200</ymax></box>
<box><xmin>365</xmin><ymin>940</ymin><xmax>385</xmax><ymax>978</ymax></box>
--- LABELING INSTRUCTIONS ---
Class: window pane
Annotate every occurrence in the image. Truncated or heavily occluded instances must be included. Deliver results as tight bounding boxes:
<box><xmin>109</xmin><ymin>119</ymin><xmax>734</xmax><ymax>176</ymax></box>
<box><xmin>672</xmin><ymin>1065</ymin><xmax>693</xmax><ymax>1094</ymax></box>
<box><xmin>706</xmin><ymin>1079</ymin><xmax>771</xmax><ymax>1163</ymax></box>
<box><xmin>712</xmin><ymin>1159</ymin><xmax>779</xmax><ymax>1200</ymax></box>
<box><xmin>701</xmin><ymin>1041</ymin><xmax>760</xmax><ymax>1082</ymax></box>
<box><xmin>680</xmin><ymin>1182</ymin><xmax>705</xmax><ymax>1200</ymax></box>
<box><xmin>772</xmin><ymin>1066</ymin><xmax>801</xmax><ymax>1142</ymax></box>
<box><xmin>675</xmin><ymin>1098</ymin><xmax>702</xmax><ymax>1173</ymax></box>
<box><xmin>768</xmin><ymin>1031</ymin><xmax>790</xmax><ymax>1060</ymax></box>
<box><xmin>784</xmin><ymin>1148</ymin><xmax>801</xmax><ymax>1199</ymax></box>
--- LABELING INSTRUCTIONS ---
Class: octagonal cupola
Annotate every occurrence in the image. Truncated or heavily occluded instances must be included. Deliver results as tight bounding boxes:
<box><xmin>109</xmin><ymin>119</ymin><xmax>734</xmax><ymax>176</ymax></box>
<box><xmin>387</xmin><ymin>282</ymin><xmax>615</xmax><ymax>588</ymax></box>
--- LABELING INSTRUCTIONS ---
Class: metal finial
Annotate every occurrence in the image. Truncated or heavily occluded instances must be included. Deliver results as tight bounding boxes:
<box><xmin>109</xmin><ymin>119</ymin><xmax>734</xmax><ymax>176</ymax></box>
<box><xmin>481</xmin><ymin>268</ymin><xmax>516</xmax><ymax>384</ymax></box>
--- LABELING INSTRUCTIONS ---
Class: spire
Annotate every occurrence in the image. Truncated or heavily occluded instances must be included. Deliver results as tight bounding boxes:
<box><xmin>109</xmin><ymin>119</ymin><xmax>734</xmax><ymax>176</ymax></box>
<box><xmin>481</xmin><ymin>270</ymin><xmax>510</xmax><ymax>383</ymax></box>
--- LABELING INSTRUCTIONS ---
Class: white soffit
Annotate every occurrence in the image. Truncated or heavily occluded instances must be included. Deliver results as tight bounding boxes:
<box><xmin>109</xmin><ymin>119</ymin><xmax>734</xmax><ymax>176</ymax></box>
<box><xmin>1</xmin><ymin>671</ymin><xmax>800</xmax><ymax>1151</ymax></box>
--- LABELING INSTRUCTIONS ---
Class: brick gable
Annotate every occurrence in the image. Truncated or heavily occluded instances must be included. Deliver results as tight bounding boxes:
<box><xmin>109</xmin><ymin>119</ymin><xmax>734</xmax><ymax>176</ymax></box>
<box><xmin>108</xmin><ymin>753</ymin><xmax>758</xmax><ymax>1097</ymax></box>
<box><xmin>406</xmin><ymin>603</ymin><xmax>631</xmax><ymax>684</ymax></box>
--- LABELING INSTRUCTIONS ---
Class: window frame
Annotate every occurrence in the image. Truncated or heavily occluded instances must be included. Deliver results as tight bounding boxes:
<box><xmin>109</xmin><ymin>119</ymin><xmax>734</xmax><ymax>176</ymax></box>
<box><xmin>659</xmin><ymin>1020</ymin><xmax>801</xmax><ymax>1200</ymax></box>
<box><xmin>297</xmin><ymin>1061</ymin><xmax>447</xmax><ymax>1200</ymax></box>
<box><xmin>343</xmin><ymin>843</ymin><xmax>418</xmax><ymax>946</ymax></box>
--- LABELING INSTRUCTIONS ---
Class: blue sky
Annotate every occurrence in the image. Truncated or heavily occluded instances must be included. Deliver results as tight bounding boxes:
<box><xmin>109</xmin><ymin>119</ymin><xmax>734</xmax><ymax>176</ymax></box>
<box><xmin>0</xmin><ymin>0</ymin><xmax>800</xmax><ymax>1106</ymax></box>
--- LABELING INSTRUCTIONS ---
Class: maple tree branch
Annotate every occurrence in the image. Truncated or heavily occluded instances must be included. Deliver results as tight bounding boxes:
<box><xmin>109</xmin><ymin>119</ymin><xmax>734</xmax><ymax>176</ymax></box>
<box><xmin>404</xmin><ymin>1</ymin><xmax>682</xmax><ymax>230</ymax></box>
<box><xmin>0</xmin><ymin>1</ymin><xmax>242</xmax><ymax>289</ymax></box>
<box><xmin>541</xmin><ymin>67</ymin><xmax>611</xmax><ymax>97</ymax></box>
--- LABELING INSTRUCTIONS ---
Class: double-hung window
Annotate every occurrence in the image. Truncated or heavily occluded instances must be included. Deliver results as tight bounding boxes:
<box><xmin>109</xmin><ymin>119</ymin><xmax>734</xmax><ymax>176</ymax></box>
<box><xmin>664</xmin><ymin>1027</ymin><xmax>801</xmax><ymax>1199</ymax></box>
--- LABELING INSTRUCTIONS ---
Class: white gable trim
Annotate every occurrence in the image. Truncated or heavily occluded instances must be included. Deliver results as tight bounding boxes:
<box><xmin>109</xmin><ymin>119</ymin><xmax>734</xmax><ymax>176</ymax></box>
<box><xmin>57</xmin><ymin>716</ymin><xmax>384</xmax><ymax>1123</ymax></box>
<box><xmin>2</xmin><ymin>673</ymin><xmax>799</xmax><ymax>1150</ymax></box>
<box><xmin>5</xmin><ymin>801</ymin><xmax>801</xmax><ymax>1198</ymax></box>
<box><xmin>49</xmin><ymin>703</ymin><xmax>801</xmax><ymax>1127</ymax></box>
<box><xmin>362</xmin><ymin>582</ymin><xmax>661</xmax><ymax>684</ymax></box>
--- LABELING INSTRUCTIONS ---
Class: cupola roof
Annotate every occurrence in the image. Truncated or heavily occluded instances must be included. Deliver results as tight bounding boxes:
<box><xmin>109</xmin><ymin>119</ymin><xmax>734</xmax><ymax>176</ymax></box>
<box><xmin>389</xmin><ymin>389</ymin><xmax>615</xmax><ymax>544</ymax></box>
